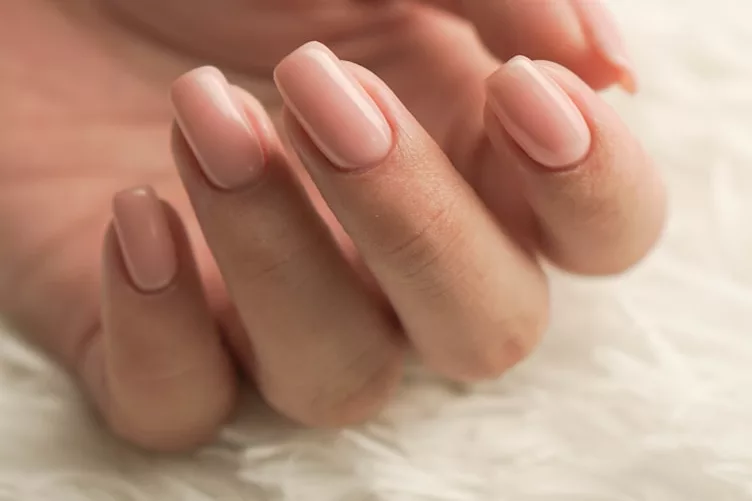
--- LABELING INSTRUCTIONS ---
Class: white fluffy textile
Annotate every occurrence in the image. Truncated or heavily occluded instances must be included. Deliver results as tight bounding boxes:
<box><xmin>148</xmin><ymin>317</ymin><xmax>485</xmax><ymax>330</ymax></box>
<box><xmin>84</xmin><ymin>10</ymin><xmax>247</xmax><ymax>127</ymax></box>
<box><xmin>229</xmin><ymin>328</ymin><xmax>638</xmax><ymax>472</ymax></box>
<box><xmin>2</xmin><ymin>0</ymin><xmax>752</xmax><ymax>499</ymax></box>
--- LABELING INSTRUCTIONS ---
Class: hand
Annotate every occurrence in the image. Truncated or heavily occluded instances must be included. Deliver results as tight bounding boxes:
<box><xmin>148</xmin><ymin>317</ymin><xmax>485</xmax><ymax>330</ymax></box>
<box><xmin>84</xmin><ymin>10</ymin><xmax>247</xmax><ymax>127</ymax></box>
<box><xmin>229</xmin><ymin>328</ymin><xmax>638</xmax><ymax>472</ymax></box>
<box><xmin>0</xmin><ymin>0</ymin><xmax>665</xmax><ymax>451</ymax></box>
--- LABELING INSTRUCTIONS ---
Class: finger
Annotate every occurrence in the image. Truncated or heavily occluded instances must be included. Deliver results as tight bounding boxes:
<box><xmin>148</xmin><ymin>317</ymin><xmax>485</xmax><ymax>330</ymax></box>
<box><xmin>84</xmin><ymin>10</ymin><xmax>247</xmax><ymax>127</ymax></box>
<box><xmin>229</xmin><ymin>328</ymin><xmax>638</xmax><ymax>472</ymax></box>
<box><xmin>275</xmin><ymin>42</ymin><xmax>549</xmax><ymax>381</ymax></box>
<box><xmin>483</xmin><ymin>57</ymin><xmax>666</xmax><ymax>275</ymax></box>
<box><xmin>422</xmin><ymin>0</ymin><xmax>637</xmax><ymax>92</ymax></box>
<box><xmin>169</xmin><ymin>67</ymin><xmax>404</xmax><ymax>426</ymax></box>
<box><xmin>87</xmin><ymin>187</ymin><xmax>237</xmax><ymax>451</ymax></box>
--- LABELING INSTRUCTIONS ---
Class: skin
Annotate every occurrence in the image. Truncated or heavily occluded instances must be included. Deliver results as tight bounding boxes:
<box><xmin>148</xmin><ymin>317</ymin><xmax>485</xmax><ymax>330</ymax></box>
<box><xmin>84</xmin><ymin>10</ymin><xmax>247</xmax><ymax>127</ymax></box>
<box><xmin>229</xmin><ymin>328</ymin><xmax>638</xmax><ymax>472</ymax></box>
<box><xmin>0</xmin><ymin>0</ymin><xmax>666</xmax><ymax>451</ymax></box>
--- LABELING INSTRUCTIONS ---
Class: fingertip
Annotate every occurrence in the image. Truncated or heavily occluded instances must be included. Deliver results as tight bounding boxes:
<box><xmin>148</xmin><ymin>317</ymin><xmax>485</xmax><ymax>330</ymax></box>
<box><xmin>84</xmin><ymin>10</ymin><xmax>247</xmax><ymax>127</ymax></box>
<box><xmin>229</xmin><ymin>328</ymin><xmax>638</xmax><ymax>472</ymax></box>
<box><xmin>111</xmin><ymin>186</ymin><xmax>178</xmax><ymax>293</ymax></box>
<box><xmin>483</xmin><ymin>58</ymin><xmax>665</xmax><ymax>276</ymax></box>
<box><xmin>485</xmin><ymin>57</ymin><xmax>592</xmax><ymax>170</ymax></box>
<box><xmin>274</xmin><ymin>42</ymin><xmax>394</xmax><ymax>171</ymax></box>
<box><xmin>570</xmin><ymin>0</ymin><xmax>640</xmax><ymax>94</ymax></box>
<box><xmin>612</xmin><ymin>59</ymin><xmax>639</xmax><ymax>95</ymax></box>
<box><xmin>170</xmin><ymin>66</ymin><xmax>226</xmax><ymax>103</ymax></box>
<box><xmin>448</xmin><ymin>0</ymin><xmax>637</xmax><ymax>92</ymax></box>
<box><xmin>272</xmin><ymin>40</ymin><xmax>330</xmax><ymax>83</ymax></box>
<box><xmin>170</xmin><ymin>67</ymin><xmax>268</xmax><ymax>191</ymax></box>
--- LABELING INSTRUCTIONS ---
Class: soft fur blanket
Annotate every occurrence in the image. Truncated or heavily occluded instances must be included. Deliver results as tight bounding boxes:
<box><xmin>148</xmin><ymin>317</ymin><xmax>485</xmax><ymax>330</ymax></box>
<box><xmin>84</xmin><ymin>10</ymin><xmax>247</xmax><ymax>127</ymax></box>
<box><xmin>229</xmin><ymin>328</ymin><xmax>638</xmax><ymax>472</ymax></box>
<box><xmin>2</xmin><ymin>0</ymin><xmax>751</xmax><ymax>499</ymax></box>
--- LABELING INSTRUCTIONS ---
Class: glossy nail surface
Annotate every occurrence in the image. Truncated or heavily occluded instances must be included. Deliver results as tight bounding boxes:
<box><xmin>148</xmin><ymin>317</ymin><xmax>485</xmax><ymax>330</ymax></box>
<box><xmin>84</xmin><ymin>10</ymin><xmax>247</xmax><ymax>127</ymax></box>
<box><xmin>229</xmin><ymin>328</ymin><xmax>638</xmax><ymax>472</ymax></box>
<box><xmin>274</xmin><ymin>42</ymin><xmax>393</xmax><ymax>170</ymax></box>
<box><xmin>486</xmin><ymin>56</ymin><xmax>592</xmax><ymax>169</ymax></box>
<box><xmin>113</xmin><ymin>187</ymin><xmax>177</xmax><ymax>292</ymax></box>
<box><xmin>171</xmin><ymin>67</ymin><xmax>265</xmax><ymax>189</ymax></box>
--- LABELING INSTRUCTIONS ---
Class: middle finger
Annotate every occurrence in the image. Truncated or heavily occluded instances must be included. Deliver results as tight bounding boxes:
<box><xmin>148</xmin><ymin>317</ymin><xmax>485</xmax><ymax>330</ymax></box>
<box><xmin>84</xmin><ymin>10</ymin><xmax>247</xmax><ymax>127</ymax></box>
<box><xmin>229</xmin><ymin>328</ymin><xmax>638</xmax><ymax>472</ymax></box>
<box><xmin>277</xmin><ymin>43</ymin><xmax>550</xmax><ymax>381</ymax></box>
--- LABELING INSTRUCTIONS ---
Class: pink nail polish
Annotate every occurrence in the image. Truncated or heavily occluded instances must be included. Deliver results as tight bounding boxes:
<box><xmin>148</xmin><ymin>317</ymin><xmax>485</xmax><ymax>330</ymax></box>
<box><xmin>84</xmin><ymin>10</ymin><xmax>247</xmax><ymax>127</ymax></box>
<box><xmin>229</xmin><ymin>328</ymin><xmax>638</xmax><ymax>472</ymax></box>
<box><xmin>486</xmin><ymin>56</ymin><xmax>592</xmax><ymax>169</ymax></box>
<box><xmin>572</xmin><ymin>0</ymin><xmax>638</xmax><ymax>93</ymax></box>
<box><xmin>171</xmin><ymin>67</ymin><xmax>265</xmax><ymax>189</ymax></box>
<box><xmin>113</xmin><ymin>187</ymin><xmax>178</xmax><ymax>292</ymax></box>
<box><xmin>274</xmin><ymin>42</ymin><xmax>393</xmax><ymax>171</ymax></box>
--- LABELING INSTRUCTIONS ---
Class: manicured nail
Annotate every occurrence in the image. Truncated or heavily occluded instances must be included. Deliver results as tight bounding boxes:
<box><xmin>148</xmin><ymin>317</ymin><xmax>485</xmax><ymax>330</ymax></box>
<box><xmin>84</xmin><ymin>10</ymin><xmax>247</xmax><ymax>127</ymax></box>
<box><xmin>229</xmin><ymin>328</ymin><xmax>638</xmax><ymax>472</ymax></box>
<box><xmin>113</xmin><ymin>187</ymin><xmax>177</xmax><ymax>292</ymax></box>
<box><xmin>486</xmin><ymin>56</ymin><xmax>591</xmax><ymax>169</ymax></box>
<box><xmin>171</xmin><ymin>67</ymin><xmax>265</xmax><ymax>189</ymax></box>
<box><xmin>274</xmin><ymin>42</ymin><xmax>393</xmax><ymax>171</ymax></box>
<box><xmin>572</xmin><ymin>0</ymin><xmax>638</xmax><ymax>93</ymax></box>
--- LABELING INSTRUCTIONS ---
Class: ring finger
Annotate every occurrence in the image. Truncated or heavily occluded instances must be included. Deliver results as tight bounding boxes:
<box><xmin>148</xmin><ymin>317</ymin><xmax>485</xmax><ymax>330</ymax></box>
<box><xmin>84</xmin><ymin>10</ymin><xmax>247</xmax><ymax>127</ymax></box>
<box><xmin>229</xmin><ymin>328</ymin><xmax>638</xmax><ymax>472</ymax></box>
<box><xmin>170</xmin><ymin>68</ymin><xmax>404</xmax><ymax>426</ymax></box>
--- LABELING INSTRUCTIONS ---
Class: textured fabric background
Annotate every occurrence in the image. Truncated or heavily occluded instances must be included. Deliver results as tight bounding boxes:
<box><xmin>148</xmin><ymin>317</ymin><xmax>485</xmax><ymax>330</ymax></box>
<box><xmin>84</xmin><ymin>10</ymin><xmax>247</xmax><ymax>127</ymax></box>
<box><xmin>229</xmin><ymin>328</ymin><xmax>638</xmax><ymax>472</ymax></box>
<box><xmin>1</xmin><ymin>0</ymin><xmax>751</xmax><ymax>499</ymax></box>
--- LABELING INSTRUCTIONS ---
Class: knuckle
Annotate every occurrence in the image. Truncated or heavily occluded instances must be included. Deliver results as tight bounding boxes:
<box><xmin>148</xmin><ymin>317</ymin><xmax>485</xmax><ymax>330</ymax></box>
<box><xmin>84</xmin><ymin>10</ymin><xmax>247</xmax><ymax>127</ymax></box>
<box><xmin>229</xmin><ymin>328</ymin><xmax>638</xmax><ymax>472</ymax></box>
<box><xmin>106</xmin><ymin>408</ymin><xmax>223</xmax><ymax>452</ymax></box>
<box><xmin>434</xmin><ymin>338</ymin><xmax>527</xmax><ymax>382</ymax></box>
<box><xmin>262</xmin><ymin>345</ymin><xmax>403</xmax><ymax>427</ymax></box>
<box><xmin>428</xmin><ymin>297</ymin><xmax>549</xmax><ymax>382</ymax></box>
<box><xmin>104</xmin><ymin>371</ymin><xmax>236</xmax><ymax>452</ymax></box>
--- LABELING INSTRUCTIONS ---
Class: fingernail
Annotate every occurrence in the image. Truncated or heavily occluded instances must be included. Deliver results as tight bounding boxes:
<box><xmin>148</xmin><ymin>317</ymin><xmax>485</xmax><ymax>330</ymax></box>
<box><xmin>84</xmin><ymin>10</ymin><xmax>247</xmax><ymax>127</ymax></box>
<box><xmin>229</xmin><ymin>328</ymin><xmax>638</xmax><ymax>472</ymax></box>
<box><xmin>171</xmin><ymin>67</ymin><xmax>265</xmax><ymax>189</ymax></box>
<box><xmin>113</xmin><ymin>187</ymin><xmax>177</xmax><ymax>292</ymax></box>
<box><xmin>572</xmin><ymin>0</ymin><xmax>638</xmax><ymax>93</ymax></box>
<box><xmin>274</xmin><ymin>42</ymin><xmax>393</xmax><ymax>170</ymax></box>
<box><xmin>486</xmin><ymin>56</ymin><xmax>591</xmax><ymax>169</ymax></box>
